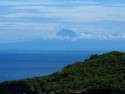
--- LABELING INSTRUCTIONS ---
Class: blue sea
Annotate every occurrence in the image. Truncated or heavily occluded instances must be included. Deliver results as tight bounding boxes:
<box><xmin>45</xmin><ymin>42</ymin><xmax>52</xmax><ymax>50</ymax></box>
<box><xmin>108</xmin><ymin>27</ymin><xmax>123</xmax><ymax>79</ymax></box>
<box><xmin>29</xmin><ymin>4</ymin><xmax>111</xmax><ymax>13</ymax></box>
<box><xmin>0</xmin><ymin>51</ymin><xmax>105</xmax><ymax>82</ymax></box>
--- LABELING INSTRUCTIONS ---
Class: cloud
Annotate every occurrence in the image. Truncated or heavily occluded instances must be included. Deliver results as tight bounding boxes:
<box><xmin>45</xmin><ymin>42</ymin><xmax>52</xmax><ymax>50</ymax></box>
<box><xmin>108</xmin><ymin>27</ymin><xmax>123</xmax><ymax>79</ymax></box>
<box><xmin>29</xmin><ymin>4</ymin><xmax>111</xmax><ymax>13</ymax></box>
<box><xmin>0</xmin><ymin>0</ymin><xmax>125</xmax><ymax>22</ymax></box>
<box><xmin>1</xmin><ymin>5</ymin><xmax>122</xmax><ymax>22</ymax></box>
<box><xmin>0</xmin><ymin>12</ymin><xmax>44</xmax><ymax>19</ymax></box>
<box><xmin>75</xmin><ymin>32</ymin><xmax>125</xmax><ymax>40</ymax></box>
<box><xmin>0</xmin><ymin>22</ymin><xmax>59</xmax><ymax>30</ymax></box>
<box><xmin>0</xmin><ymin>0</ymin><xmax>125</xmax><ymax>43</ymax></box>
<box><xmin>0</xmin><ymin>27</ymin><xmax>125</xmax><ymax>43</ymax></box>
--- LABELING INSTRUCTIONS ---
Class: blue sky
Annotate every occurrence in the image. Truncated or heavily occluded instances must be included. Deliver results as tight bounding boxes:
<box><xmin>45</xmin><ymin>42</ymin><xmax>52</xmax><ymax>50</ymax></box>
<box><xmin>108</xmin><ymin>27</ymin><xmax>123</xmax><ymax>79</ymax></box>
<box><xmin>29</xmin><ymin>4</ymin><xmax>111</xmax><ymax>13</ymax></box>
<box><xmin>0</xmin><ymin>0</ymin><xmax>125</xmax><ymax>51</ymax></box>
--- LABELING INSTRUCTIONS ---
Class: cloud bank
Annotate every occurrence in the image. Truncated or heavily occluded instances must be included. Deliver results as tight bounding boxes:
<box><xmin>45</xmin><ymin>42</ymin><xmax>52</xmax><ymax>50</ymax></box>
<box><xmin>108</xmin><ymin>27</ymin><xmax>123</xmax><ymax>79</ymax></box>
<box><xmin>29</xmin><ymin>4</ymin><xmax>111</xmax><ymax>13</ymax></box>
<box><xmin>0</xmin><ymin>0</ymin><xmax>125</xmax><ymax>43</ymax></box>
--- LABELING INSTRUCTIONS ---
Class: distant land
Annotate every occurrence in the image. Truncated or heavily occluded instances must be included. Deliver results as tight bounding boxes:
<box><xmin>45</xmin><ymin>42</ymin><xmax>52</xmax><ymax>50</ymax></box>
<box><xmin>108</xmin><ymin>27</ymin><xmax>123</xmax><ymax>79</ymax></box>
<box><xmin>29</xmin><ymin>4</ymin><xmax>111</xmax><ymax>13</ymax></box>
<box><xmin>0</xmin><ymin>51</ymin><xmax>125</xmax><ymax>94</ymax></box>
<box><xmin>0</xmin><ymin>39</ymin><xmax>125</xmax><ymax>52</ymax></box>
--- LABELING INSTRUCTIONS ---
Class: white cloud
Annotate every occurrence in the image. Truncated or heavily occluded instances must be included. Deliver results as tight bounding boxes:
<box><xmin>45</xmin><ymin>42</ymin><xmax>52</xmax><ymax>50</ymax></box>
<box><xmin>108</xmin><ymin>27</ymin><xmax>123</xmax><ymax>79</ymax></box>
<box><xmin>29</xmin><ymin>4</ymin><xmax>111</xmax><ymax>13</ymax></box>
<box><xmin>1</xmin><ymin>4</ymin><xmax>124</xmax><ymax>22</ymax></box>
<box><xmin>75</xmin><ymin>32</ymin><xmax>125</xmax><ymax>40</ymax></box>
<box><xmin>0</xmin><ymin>26</ymin><xmax>125</xmax><ymax>43</ymax></box>
<box><xmin>0</xmin><ymin>22</ymin><xmax>59</xmax><ymax>30</ymax></box>
<box><xmin>0</xmin><ymin>12</ymin><xmax>44</xmax><ymax>18</ymax></box>
<box><xmin>0</xmin><ymin>0</ymin><xmax>125</xmax><ymax>43</ymax></box>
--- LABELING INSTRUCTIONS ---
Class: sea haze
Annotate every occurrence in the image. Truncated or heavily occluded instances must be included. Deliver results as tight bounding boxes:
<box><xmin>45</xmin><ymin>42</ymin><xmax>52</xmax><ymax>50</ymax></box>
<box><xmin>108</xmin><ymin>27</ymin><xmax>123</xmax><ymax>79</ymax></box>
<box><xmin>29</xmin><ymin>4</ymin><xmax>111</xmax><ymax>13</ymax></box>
<box><xmin>0</xmin><ymin>51</ymin><xmax>104</xmax><ymax>82</ymax></box>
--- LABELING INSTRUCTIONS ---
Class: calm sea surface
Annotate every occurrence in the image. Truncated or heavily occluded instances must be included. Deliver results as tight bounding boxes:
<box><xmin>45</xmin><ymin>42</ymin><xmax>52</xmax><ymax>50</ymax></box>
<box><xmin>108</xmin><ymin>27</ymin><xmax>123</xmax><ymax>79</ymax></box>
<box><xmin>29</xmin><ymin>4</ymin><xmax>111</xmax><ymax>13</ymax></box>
<box><xmin>0</xmin><ymin>51</ymin><xmax>105</xmax><ymax>82</ymax></box>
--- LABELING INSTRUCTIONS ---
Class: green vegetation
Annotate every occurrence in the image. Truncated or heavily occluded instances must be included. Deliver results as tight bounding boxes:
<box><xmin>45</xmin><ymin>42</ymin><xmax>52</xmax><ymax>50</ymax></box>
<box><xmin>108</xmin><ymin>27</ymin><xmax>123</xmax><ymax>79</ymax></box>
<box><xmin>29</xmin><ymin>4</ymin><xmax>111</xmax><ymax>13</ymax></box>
<box><xmin>0</xmin><ymin>51</ymin><xmax>125</xmax><ymax>94</ymax></box>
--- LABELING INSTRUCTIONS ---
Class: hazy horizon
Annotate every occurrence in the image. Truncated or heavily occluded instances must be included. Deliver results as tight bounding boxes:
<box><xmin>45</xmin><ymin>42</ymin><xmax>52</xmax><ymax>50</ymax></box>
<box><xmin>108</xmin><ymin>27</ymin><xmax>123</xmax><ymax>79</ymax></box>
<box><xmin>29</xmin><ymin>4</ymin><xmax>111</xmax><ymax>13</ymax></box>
<box><xmin>0</xmin><ymin>0</ymin><xmax>125</xmax><ymax>51</ymax></box>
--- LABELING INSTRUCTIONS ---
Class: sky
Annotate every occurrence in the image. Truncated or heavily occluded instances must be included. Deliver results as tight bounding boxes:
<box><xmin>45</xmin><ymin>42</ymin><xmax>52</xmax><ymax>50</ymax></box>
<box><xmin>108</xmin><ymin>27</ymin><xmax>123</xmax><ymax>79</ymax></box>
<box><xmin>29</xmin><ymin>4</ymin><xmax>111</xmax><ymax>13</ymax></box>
<box><xmin>0</xmin><ymin>0</ymin><xmax>125</xmax><ymax>52</ymax></box>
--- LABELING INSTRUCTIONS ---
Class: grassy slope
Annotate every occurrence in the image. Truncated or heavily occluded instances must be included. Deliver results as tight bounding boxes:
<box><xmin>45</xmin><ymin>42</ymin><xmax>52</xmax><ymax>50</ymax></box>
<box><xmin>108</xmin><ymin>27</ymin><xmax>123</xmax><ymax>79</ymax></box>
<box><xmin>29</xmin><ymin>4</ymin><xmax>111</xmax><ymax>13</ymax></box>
<box><xmin>0</xmin><ymin>51</ymin><xmax>125</xmax><ymax>94</ymax></box>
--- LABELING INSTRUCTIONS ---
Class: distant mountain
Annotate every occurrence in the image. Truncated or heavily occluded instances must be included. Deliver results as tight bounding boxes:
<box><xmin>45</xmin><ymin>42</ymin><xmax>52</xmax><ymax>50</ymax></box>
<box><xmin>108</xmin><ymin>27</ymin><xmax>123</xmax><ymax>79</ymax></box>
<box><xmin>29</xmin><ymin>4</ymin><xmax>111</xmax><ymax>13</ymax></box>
<box><xmin>0</xmin><ymin>51</ymin><xmax>125</xmax><ymax>94</ymax></box>
<box><xmin>56</xmin><ymin>29</ymin><xmax>76</xmax><ymax>37</ymax></box>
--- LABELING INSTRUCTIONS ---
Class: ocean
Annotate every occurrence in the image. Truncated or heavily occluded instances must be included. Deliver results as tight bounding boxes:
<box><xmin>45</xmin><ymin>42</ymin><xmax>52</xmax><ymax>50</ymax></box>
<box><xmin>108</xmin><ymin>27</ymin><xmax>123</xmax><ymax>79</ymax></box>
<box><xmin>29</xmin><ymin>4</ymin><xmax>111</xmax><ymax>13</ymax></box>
<box><xmin>0</xmin><ymin>51</ymin><xmax>105</xmax><ymax>82</ymax></box>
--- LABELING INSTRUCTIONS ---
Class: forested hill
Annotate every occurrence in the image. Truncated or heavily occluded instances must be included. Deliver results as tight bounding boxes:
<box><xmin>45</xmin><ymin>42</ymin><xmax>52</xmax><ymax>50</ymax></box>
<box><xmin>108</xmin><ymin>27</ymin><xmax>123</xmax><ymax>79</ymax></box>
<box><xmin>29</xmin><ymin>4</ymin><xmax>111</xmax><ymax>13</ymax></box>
<box><xmin>0</xmin><ymin>51</ymin><xmax>125</xmax><ymax>94</ymax></box>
